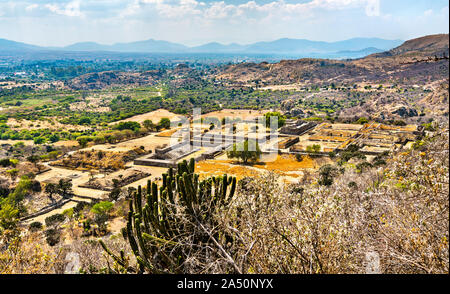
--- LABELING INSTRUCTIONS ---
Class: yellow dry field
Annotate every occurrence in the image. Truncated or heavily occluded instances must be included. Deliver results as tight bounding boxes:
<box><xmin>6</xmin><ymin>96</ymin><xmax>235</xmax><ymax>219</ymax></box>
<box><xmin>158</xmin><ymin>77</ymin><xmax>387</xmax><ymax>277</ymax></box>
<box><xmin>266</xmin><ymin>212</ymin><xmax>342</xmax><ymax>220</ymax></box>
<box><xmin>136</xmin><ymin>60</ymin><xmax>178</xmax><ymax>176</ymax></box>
<box><xmin>156</xmin><ymin>128</ymin><xmax>179</xmax><ymax>137</ymax></box>
<box><xmin>111</xmin><ymin>109</ymin><xmax>184</xmax><ymax>125</ymax></box>
<box><xmin>195</xmin><ymin>161</ymin><xmax>260</xmax><ymax>180</ymax></box>
<box><xmin>196</xmin><ymin>154</ymin><xmax>321</xmax><ymax>181</ymax></box>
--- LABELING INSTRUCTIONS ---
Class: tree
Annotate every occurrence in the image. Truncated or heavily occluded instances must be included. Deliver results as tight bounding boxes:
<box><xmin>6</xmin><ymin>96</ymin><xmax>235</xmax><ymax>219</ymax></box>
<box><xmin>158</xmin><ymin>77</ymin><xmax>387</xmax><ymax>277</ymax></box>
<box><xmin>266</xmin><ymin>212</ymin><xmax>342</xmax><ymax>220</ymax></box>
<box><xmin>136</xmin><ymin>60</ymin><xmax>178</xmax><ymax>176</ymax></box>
<box><xmin>265</xmin><ymin>112</ymin><xmax>286</xmax><ymax>128</ymax></box>
<box><xmin>76</xmin><ymin>136</ymin><xmax>90</xmax><ymax>148</ymax></box>
<box><xmin>91</xmin><ymin>201</ymin><xmax>114</xmax><ymax>230</ymax></box>
<box><xmin>33</xmin><ymin>137</ymin><xmax>45</xmax><ymax>145</ymax></box>
<box><xmin>0</xmin><ymin>202</ymin><xmax>19</xmax><ymax>231</ymax></box>
<box><xmin>114</xmin><ymin>121</ymin><xmax>141</xmax><ymax>132</ymax></box>
<box><xmin>306</xmin><ymin>144</ymin><xmax>321</xmax><ymax>153</ymax></box>
<box><xmin>143</xmin><ymin>119</ymin><xmax>155</xmax><ymax>131</ymax></box>
<box><xmin>49</xmin><ymin>134</ymin><xmax>60</xmax><ymax>143</ymax></box>
<box><xmin>45</xmin><ymin>183</ymin><xmax>58</xmax><ymax>203</ymax></box>
<box><xmin>318</xmin><ymin>165</ymin><xmax>338</xmax><ymax>186</ymax></box>
<box><xmin>227</xmin><ymin>139</ymin><xmax>262</xmax><ymax>164</ymax></box>
<box><xmin>57</xmin><ymin>179</ymin><xmax>72</xmax><ymax>197</ymax></box>
<box><xmin>157</xmin><ymin>118</ymin><xmax>171</xmax><ymax>130</ymax></box>
<box><xmin>27</xmin><ymin>155</ymin><xmax>40</xmax><ymax>168</ymax></box>
<box><xmin>356</xmin><ymin>117</ymin><xmax>369</xmax><ymax>124</ymax></box>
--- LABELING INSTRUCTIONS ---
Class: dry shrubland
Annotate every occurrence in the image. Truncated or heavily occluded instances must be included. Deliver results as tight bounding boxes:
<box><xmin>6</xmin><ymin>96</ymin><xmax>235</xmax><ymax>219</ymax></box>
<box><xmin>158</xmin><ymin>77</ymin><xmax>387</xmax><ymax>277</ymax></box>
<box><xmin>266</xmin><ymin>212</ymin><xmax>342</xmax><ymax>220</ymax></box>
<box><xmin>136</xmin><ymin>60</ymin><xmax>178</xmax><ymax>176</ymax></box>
<box><xmin>222</xmin><ymin>128</ymin><xmax>448</xmax><ymax>273</ymax></box>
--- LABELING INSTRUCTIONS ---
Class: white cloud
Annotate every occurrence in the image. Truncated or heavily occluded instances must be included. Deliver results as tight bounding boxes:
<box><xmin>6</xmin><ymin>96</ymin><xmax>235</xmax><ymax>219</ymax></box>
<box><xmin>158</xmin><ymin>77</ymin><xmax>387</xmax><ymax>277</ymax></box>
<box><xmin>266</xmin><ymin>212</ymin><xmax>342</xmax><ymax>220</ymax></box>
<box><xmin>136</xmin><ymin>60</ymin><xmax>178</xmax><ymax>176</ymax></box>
<box><xmin>45</xmin><ymin>0</ymin><xmax>83</xmax><ymax>17</ymax></box>
<box><xmin>120</xmin><ymin>0</ymin><xmax>382</xmax><ymax>20</ymax></box>
<box><xmin>25</xmin><ymin>4</ymin><xmax>39</xmax><ymax>12</ymax></box>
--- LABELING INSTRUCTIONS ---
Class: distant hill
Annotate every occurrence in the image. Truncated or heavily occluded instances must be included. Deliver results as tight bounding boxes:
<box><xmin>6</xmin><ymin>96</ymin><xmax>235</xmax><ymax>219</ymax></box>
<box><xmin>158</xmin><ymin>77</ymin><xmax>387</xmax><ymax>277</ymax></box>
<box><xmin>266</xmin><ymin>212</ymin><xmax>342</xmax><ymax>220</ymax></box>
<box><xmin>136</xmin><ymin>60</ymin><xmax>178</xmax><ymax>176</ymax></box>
<box><xmin>242</xmin><ymin>37</ymin><xmax>402</xmax><ymax>54</ymax></box>
<box><xmin>0</xmin><ymin>38</ymin><xmax>42</xmax><ymax>51</ymax></box>
<box><xmin>64</xmin><ymin>39</ymin><xmax>188</xmax><ymax>53</ymax></box>
<box><xmin>0</xmin><ymin>36</ymin><xmax>403</xmax><ymax>58</ymax></box>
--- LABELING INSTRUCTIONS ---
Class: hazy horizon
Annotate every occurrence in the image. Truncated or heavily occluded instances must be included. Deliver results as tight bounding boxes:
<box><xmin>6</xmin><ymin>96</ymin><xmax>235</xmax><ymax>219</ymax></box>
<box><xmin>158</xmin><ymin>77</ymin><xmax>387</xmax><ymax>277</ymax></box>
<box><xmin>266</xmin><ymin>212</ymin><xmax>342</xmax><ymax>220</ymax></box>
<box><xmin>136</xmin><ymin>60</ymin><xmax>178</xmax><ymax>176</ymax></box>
<box><xmin>2</xmin><ymin>34</ymin><xmax>413</xmax><ymax>48</ymax></box>
<box><xmin>0</xmin><ymin>0</ymin><xmax>448</xmax><ymax>47</ymax></box>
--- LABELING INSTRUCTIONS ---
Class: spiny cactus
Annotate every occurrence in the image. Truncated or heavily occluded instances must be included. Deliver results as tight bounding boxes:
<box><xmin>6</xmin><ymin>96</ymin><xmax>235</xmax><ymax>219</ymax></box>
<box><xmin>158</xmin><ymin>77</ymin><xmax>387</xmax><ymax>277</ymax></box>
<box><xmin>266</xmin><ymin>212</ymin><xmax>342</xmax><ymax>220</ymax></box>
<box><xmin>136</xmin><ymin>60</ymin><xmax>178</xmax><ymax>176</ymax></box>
<box><xmin>101</xmin><ymin>158</ymin><xmax>237</xmax><ymax>273</ymax></box>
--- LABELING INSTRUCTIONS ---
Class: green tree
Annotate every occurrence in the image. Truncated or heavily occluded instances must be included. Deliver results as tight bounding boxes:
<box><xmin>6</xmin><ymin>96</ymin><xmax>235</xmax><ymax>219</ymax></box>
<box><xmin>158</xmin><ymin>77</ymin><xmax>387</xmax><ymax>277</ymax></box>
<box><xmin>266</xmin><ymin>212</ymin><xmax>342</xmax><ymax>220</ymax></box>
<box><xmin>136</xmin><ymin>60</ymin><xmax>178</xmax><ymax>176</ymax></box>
<box><xmin>57</xmin><ymin>179</ymin><xmax>72</xmax><ymax>197</ymax></box>
<box><xmin>49</xmin><ymin>134</ymin><xmax>60</xmax><ymax>143</ymax></box>
<box><xmin>143</xmin><ymin>120</ymin><xmax>155</xmax><ymax>131</ymax></box>
<box><xmin>33</xmin><ymin>137</ymin><xmax>46</xmax><ymax>145</ymax></box>
<box><xmin>76</xmin><ymin>136</ymin><xmax>91</xmax><ymax>148</ymax></box>
<box><xmin>227</xmin><ymin>139</ymin><xmax>262</xmax><ymax>164</ymax></box>
<box><xmin>157</xmin><ymin>118</ymin><xmax>171</xmax><ymax>130</ymax></box>
<box><xmin>91</xmin><ymin>201</ymin><xmax>114</xmax><ymax>230</ymax></box>
<box><xmin>356</xmin><ymin>117</ymin><xmax>369</xmax><ymax>124</ymax></box>
<box><xmin>114</xmin><ymin>121</ymin><xmax>141</xmax><ymax>132</ymax></box>
<box><xmin>306</xmin><ymin>144</ymin><xmax>321</xmax><ymax>153</ymax></box>
<box><xmin>0</xmin><ymin>202</ymin><xmax>19</xmax><ymax>231</ymax></box>
<box><xmin>265</xmin><ymin>112</ymin><xmax>286</xmax><ymax>128</ymax></box>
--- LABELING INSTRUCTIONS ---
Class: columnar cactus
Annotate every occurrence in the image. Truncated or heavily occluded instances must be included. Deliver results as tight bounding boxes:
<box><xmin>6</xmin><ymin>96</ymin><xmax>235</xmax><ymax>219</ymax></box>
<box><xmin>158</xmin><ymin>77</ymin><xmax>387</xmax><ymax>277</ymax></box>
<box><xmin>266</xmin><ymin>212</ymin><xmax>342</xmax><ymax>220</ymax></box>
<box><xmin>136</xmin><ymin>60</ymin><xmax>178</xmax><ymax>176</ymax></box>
<box><xmin>101</xmin><ymin>158</ymin><xmax>237</xmax><ymax>273</ymax></box>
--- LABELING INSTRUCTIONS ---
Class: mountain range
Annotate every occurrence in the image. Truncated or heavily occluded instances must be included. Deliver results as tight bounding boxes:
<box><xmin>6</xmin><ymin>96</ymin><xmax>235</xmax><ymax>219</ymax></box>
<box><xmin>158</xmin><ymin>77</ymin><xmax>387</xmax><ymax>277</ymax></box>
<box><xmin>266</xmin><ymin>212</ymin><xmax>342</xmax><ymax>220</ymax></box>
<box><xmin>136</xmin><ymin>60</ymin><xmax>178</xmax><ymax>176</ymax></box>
<box><xmin>0</xmin><ymin>37</ymin><xmax>403</xmax><ymax>58</ymax></box>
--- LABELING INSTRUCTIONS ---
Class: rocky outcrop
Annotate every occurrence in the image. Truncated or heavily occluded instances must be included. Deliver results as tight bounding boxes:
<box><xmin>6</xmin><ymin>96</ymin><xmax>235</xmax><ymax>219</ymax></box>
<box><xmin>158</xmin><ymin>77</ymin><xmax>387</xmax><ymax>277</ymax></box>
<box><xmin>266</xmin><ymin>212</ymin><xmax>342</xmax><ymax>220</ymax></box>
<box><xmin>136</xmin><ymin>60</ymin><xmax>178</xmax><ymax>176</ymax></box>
<box><xmin>391</xmin><ymin>106</ymin><xmax>418</xmax><ymax>118</ymax></box>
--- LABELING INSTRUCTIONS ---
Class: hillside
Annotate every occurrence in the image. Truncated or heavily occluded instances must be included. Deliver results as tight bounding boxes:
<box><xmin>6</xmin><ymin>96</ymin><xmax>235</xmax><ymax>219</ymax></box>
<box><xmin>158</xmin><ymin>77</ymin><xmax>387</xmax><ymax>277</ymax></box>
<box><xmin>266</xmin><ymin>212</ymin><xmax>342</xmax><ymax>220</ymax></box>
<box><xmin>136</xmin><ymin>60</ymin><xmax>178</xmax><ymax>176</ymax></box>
<box><xmin>214</xmin><ymin>34</ymin><xmax>449</xmax><ymax>86</ymax></box>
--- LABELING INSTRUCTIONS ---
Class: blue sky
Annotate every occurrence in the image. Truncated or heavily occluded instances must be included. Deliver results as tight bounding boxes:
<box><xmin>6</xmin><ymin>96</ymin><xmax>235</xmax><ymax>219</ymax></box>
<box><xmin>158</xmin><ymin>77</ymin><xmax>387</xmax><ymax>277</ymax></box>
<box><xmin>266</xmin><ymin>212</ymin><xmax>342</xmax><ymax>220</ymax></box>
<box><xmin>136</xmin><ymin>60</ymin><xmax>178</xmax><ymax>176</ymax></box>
<box><xmin>0</xmin><ymin>0</ymin><xmax>448</xmax><ymax>46</ymax></box>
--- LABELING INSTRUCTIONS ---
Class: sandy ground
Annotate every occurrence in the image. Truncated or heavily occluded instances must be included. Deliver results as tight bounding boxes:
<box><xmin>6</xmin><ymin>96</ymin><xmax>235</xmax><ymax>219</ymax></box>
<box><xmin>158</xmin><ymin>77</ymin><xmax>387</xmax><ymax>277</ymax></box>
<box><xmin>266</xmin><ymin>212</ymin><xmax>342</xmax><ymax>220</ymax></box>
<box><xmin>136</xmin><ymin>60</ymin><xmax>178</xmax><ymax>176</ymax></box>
<box><xmin>0</xmin><ymin>139</ymin><xmax>35</xmax><ymax>146</ymax></box>
<box><xmin>200</xmin><ymin>109</ymin><xmax>270</xmax><ymax>120</ymax></box>
<box><xmin>54</xmin><ymin>140</ymin><xmax>80</xmax><ymax>148</ymax></box>
<box><xmin>7</xmin><ymin>118</ymin><xmax>89</xmax><ymax>131</ymax></box>
<box><xmin>81</xmin><ymin>133</ymin><xmax>172</xmax><ymax>153</ymax></box>
<box><xmin>111</xmin><ymin>109</ymin><xmax>184</xmax><ymax>125</ymax></box>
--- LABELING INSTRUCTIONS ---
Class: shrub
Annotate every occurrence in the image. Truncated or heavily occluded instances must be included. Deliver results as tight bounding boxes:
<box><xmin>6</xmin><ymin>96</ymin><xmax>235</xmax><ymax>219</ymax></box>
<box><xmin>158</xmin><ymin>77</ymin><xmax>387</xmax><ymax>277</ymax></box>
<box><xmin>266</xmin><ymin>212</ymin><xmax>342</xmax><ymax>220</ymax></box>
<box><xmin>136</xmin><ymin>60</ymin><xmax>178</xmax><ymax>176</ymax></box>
<box><xmin>29</xmin><ymin>221</ymin><xmax>43</xmax><ymax>232</ymax></box>
<box><xmin>45</xmin><ymin>228</ymin><xmax>61</xmax><ymax>246</ymax></box>
<box><xmin>45</xmin><ymin>213</ymin><xmax>66</xmax><ymax>227</ymax></box>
